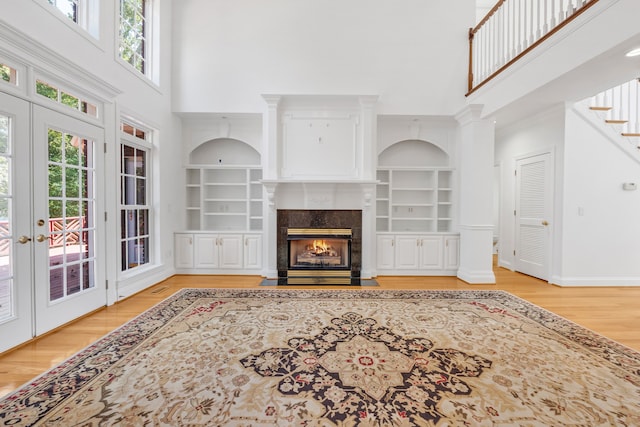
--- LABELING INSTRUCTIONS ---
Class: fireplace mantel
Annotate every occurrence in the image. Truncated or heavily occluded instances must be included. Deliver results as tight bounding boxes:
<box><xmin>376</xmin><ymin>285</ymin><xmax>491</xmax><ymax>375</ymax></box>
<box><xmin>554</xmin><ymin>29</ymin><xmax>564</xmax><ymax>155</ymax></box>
<box><xmin>261</xmin><ymin>179</ymin><xmax>377</xmax><ymax>210</ymax></box>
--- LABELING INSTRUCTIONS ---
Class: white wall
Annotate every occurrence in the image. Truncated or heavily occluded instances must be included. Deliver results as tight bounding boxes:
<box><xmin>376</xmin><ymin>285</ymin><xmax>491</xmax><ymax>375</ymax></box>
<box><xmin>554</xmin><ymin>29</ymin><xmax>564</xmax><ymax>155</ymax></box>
<box><xmin>172</xmin><ymin>0</ymin><xmax>475</xmax><ymax>115</ymax></box>
<box><xmin>497</xmin><ymin>102</ymin><xmax>640</xmax><ymax>286</ymax></box>
<box><xmin>555</xmin><ymin>107</ymin><xmax>640</xmax><ymax>284</ymax></box>
<box><xmin>494</xmin><ymin>106</ymin><xmax>565</xmax><ymax>274</ymax></box>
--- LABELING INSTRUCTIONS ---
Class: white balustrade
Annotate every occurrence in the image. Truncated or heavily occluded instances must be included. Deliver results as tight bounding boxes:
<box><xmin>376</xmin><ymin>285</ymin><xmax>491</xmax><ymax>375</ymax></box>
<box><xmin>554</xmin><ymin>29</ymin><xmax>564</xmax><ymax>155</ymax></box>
<box><xmin>590</xmin><ymin>79</ymin><xmax>640</xmax><ymax>136</ymax></box>
<box><xmin>469</xmin><ymin>0</ymin><xmax>599</xmax><ymax>92</ymax></box>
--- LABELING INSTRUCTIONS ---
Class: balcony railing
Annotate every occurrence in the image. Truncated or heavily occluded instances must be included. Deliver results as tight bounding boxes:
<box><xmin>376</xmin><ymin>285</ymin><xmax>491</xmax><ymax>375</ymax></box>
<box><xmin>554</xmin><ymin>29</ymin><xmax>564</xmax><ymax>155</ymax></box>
<box><xmin>468</xmin><ymin>0</ymin><xmax>600</xmax><ymax>94</ymax></box>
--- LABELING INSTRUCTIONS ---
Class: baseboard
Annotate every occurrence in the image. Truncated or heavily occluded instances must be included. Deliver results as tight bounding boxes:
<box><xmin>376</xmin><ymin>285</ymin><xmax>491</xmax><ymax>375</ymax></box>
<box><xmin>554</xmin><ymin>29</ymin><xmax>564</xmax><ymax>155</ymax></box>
<box><xmin>550</xmin><ymin>275</ymin><xmax>640</xmax><ymax>287</ymax></box>
<box><xmin>457</xmin><ymin>267</ymin><xmax>496</xmax><ymax>284</ymax></box>
<box><xmin>116</xmin><ymin>268</ymin><xmax>174</xmax><ymax>300</ymax></box>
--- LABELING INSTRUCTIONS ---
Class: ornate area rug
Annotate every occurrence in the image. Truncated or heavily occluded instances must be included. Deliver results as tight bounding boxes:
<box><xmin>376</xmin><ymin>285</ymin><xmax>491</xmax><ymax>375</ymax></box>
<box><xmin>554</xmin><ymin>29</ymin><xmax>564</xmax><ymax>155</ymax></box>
<box><xmin>1</xmin><ymin>289</ymin><xmax>639</xmax><ymax>426</ymax></box>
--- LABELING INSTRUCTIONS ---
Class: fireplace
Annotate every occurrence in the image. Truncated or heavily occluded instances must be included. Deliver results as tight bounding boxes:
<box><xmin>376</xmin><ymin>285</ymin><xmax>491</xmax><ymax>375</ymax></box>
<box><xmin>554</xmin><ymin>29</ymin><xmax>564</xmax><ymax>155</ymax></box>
<box><xmin>277</xmin><ymin>210</ymin><xmax>361</xmax><ymax>285</ymax></box>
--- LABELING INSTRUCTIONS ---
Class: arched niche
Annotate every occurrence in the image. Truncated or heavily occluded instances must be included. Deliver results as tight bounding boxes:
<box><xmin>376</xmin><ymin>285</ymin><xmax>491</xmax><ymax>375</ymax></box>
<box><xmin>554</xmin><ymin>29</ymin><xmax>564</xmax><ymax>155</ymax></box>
<box><xmin>378</xmin><ymin>139</ymin><xmax>449</xmax><ymax>167</ymax></box>
<box><xmin>189</xmin><ymin>138</ymin><xmax>261</xmax><ymax>165</ymax></box>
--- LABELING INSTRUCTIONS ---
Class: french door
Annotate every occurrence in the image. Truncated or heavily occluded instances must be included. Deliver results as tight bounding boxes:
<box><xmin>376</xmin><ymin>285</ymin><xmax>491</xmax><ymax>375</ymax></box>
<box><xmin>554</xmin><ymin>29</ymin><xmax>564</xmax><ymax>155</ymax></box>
<box><xmin>0</xmin><ymin>94</ymin><xmax>106</xmax><ymax>352</ymax></box>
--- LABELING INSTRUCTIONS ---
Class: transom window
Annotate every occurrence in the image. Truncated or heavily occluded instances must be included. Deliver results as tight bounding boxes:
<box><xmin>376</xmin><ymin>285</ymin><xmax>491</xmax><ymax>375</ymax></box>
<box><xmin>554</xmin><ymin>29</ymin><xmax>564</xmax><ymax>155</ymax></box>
<box><xmin>35</xmin><ymin>79</ymin><xmax>98</xmax><ymax>118</ymax></box>
<box><xmin>0</xmin><ymin>64</ymin><xmax>17</xmax><ymax>86</ymax></box>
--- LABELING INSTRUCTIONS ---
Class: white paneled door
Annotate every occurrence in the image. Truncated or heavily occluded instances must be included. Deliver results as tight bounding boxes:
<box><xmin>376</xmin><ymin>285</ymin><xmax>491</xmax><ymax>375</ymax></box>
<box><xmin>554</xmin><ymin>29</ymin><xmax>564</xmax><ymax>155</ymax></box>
<box><xmin>515</xmin><ymin>152</ymin><xmax>553</xmax><ymax>281</ymax></box>
<box><xmin>0</xmin><ymin>96</ymin><xmax>106</xmax><ymax>353</ymax></box>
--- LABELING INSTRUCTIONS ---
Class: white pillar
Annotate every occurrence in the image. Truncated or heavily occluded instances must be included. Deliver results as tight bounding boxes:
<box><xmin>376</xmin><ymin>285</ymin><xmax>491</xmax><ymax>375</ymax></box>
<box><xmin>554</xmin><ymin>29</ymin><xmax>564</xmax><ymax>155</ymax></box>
<box><xmin>261</xmin><ymin>95</ymin><xmax>281</xmax><ymax>277</ymax></box>
<box><xmin>455</xmin><ymin>105</ymin><xmax>496</xmax><ymax>284</ymax></box>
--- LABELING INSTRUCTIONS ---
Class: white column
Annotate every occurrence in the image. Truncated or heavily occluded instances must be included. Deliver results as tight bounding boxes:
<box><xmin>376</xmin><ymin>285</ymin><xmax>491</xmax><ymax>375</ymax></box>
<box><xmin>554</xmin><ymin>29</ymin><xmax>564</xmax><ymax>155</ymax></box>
<box><xmin>359</xmin><ymin>95</ymin><xmax>378</xmax><ymax>180</ymax></box>
<box><xmin>455</xmin><ymin>105</ymin><xmax>496</xmax><ymax>284</ymax></box>
<box><xmin>262</xmin><ymin>95</ymin><xmax>281</xmax><ymax>180</ymax></box>
<box><xmin>261</xmin><ymin>95</ymin><xmax>281</xmax><ymax>277</ymax></box>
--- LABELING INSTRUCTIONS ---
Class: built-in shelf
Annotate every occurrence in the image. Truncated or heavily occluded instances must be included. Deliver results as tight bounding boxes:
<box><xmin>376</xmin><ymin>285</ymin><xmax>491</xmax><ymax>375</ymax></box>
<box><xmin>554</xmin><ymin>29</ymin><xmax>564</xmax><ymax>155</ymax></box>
<box><xmin>376</xmin><ymin>168</ymin><xmax>454</xmax><ymax>232</ymax></box>
<box><xmin>185</xmin><ymin>165</ymin><xmax>263</xmax><ymax>231</ymax></box>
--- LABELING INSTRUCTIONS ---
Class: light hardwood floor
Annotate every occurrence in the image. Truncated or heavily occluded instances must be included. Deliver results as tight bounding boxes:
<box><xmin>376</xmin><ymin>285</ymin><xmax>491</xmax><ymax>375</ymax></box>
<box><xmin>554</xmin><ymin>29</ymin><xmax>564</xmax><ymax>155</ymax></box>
<box><xmin>1</xmin><ymin>265</ymin><xmax>640</xmax><ymax>399</ymax></box>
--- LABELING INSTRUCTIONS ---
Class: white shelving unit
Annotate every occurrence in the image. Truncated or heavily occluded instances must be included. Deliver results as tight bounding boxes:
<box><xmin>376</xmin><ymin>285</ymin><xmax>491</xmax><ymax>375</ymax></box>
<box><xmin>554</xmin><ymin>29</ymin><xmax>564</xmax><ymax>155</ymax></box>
<box><xmin>185</xmin><ymin>165</ymin><xmax>263</xmax><ymax>231</ymax></box>
<box><xmin>376</xmin><ymin>167</ymin><xmax>454</xmax><ymax>232</ymax></box>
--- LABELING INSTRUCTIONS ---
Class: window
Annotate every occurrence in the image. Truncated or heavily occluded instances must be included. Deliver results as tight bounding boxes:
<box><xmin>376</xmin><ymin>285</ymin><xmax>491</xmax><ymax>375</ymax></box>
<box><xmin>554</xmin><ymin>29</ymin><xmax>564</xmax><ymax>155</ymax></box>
<box><xmin>119</xmin><ymin>0</ymin><xmax>147</xmax><ymax>75</ymax></box>
<box><xmin>38</xmin><ymin>0</ymin><xmax>99</xmax><ymax>40</ymax></box>
<box><xmin>35</xmin><ymin>79</ymin><xmax>98</xmax><ymax>118</ymax></box>
<box><xmin>119</xmin><ymin>120</ymin><xmax>152</xmax><ymax>272</ymax></box>
<box><xmin>0</xmin><ymin>64</ymin><xmax>17</xmax><ymax>86</ymax></box>
<box><xmin>48</xmin><ymin>0</ymin><xmax>78</xmax><ymax>22</ymax></box>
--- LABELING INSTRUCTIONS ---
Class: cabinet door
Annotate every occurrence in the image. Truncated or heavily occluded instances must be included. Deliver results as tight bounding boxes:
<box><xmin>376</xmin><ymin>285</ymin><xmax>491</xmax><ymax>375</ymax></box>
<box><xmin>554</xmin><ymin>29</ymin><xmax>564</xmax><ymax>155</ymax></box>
<box><xmin>394</xmin><ymin>235</ymin><xmax>420</xmax><ymax>269</ymax></box>
<box><xmin>444</xmin><ymin>236</ymin><xmax>460</xmax><ymax>270</ymax></box>
<box><xmin>244</xmin><ymin>234</ymin><xmax>262</xmax><ymax>269</ymax></box>
<box><xmin>195</xmin><ymin>234</ymin><xmax>219</xmax><ymax>268</ymax></box>
<box><xmin>175</xmin><ymin>234</ymin><xmax>194</xmax><ymax>268</ymax></box>
<box><xmin>219</xmin><ymin>234</ymin><xmax>244</xmax><ymax>269</ymax></box>
<box><xmin>419</xmin><ymin>236</ymin><xmax>444</xmax><ymax>270</ymax></box>
<box><xmin>376</xmin><ymin>235</ymin><xmax>395</xmax><ymax>270</ymax></box>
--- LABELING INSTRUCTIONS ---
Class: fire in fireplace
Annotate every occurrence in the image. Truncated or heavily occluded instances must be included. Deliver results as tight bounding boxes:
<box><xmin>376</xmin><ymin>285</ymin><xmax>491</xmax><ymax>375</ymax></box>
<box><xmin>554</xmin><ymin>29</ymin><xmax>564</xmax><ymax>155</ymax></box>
<box><xmin>286</xmin><ymin>228</ymin><xmax>352</xmax><ymax>284</ymax></box>
<box><xmin>288</xmin><ymin>228</ymin><xmax>351</xmax><ymax>270</ymax></box>
<box><xmin>277</xmin><ymin>210</ymin><xmax>361</xmax><ymax>285</ymax></box>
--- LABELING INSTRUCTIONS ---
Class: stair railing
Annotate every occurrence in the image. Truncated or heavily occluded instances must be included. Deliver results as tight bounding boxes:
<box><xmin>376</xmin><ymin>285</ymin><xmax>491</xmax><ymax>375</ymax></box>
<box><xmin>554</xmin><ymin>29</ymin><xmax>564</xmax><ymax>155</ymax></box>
<box><xmin>468</xmin><ymin>0</ymin><xmax>600</xmax><ymax>95</ymax></box>
<box><xmin>590</xmin><ymin>78</ymin><xmax>640</xmax><ymax>139</ymax></box>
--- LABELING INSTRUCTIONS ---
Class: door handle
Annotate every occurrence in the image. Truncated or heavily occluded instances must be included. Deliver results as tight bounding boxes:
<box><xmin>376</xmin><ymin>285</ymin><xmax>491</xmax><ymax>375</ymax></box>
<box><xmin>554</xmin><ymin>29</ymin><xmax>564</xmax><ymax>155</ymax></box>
<box><xmin>542</xmin><ymin>220</ymin><xmax>549</xmax><ymax>226</ymax></box>
<box><xmin>18</xmin><ymin>235</ymin><xmax>31</xmax><ymax>244</ymax></box>
<box><xmin>36</xmin><ymin>234</ymin><xmax>47</xmax><ymax>243</ymax></box>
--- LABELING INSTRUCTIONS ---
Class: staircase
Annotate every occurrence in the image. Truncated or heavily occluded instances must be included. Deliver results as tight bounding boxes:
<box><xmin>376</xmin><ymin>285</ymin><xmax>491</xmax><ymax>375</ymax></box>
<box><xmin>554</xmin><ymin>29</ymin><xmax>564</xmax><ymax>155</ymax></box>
<box><xmin>589</xmin><ymin>78</ymin><xmax>640</xmax><ymax>145</ymax></box>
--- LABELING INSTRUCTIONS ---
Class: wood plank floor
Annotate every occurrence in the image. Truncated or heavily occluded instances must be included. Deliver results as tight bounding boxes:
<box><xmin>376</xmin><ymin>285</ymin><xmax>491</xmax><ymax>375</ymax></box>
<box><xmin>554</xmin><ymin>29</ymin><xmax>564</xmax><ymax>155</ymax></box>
<box><xmin>2</xmin><ymin>265</ymin><xmax>640</xmax><ymax>399</ymax></box>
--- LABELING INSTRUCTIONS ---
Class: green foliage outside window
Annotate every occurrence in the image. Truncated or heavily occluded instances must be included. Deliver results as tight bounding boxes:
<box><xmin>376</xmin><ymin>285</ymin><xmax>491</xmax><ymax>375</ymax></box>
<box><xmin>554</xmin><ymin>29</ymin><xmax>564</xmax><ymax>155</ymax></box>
<box><xmin>48</xmin><ymin>129</ymin><xmax>84</xmax><ymax>218</ymax></box>
<box><xmin>120</xmin><ymin>0</ymin><xmax>146</xmax><ymax>73</ymax></box>
<box><xmin>0</xmin><ymin>65</ymin><xmax>10</xmax><ymax>83</ymax></box>
<box><xmin>37</xmin><ymin>81</ymin><xmax>59</xmax><ymax>101</ymax></box>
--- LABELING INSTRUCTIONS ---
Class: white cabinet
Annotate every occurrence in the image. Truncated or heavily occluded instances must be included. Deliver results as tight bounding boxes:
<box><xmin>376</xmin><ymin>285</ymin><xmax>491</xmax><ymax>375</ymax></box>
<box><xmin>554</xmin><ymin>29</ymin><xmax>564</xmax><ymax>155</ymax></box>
<box><xmin>376</xmin><ymin>235</ymin><xmax>395</xmax><ymax>270</ymax></box>
<box><xmin>394</xmin><ymin>235</ymin><xmax>421</xmax><ymax>269</ymax></box>
<box><xmin>444</xmin><ymin>235</ymin><xmax>460</xmax><ymax>270</ymax></box>
<box><xmin>175</xmin><ymin>233</ymin><xmax>194</xmax><ymax>269</ymax></box>
<box><xmin>376</xmin><ymin>233</ymin><xmax>459</xmax><ymax>275</ymax></box>
<box><xmin>244</xmin><ymin>234</ymin><xmax>263</xmax><ymax>270</ymax></box>
<box><xmin>175</xmin><ymin>233</ymin><xmax>262</xmax><ymax>273</ymax></box>
<box><xmin>194</xmin><ymin>234</ymin><xmax>243</xmax><ymax>269</ymax></box>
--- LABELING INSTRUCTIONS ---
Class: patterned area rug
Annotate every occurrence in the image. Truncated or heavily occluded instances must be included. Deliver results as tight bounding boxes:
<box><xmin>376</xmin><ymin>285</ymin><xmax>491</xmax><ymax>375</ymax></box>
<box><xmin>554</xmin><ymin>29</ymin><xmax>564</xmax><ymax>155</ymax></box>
<box><xmin>1</xmin><ymin>289</ymin><xmax>639</xmax><ymax>426</ymax></box>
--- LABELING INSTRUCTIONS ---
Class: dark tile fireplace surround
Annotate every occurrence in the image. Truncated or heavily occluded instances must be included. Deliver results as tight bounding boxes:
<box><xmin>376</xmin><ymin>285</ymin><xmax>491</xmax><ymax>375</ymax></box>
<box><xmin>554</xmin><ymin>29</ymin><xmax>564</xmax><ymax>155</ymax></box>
<box><xmin>277</xmin><ymin>209</ymin><xmax>362</xmax><ymax>285</ymax></box>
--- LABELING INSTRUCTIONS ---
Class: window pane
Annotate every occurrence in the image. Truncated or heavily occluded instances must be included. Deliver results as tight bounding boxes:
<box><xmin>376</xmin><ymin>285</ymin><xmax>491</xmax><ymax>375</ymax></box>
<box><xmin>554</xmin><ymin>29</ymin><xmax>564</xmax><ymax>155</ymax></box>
<box><xmin>65</xmin><ymin>167</ymin><xmax>80</xmax><ymax>198</ymax></box>
<box><xmin>138</xmin><ymin>209</ymin><xmax>148</xmax><ymax>235</ymax></box>
<box><xmin>48</xmin><ymin>130</ymin><xmax>63</xmax><ymax>163</ymax></box>
<box><xmin>136</xmin><ymin>178</ymin><xmax>145</xmax><ymax>205</ymax></box>
<box><xmin>37</xmin><ymin>81</ymin><xmax>59</xmax><ymax>101</ymax></box>
<box><xmin>48</xmin><ymin>165</ymin><xmax>63</xmax><ymax>198</ymax></box>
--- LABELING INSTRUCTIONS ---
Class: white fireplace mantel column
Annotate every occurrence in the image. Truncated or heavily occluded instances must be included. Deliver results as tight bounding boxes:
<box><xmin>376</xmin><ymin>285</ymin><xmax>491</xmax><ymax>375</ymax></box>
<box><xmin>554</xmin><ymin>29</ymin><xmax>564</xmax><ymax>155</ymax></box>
<box><xmin>455</xmin><ymin>104</ymin><xmax>496</xmax><ymax>284</ymax></box>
